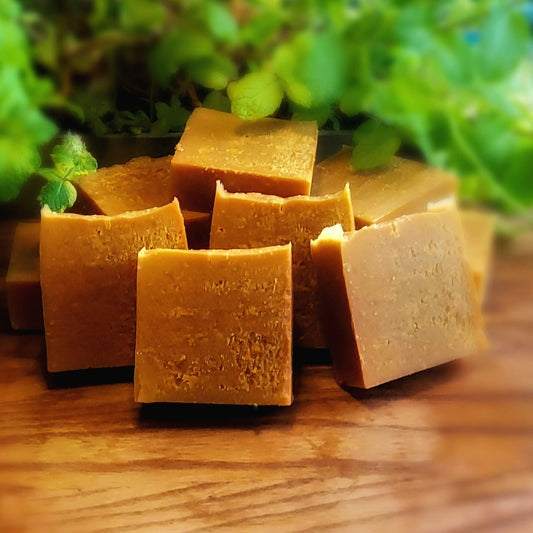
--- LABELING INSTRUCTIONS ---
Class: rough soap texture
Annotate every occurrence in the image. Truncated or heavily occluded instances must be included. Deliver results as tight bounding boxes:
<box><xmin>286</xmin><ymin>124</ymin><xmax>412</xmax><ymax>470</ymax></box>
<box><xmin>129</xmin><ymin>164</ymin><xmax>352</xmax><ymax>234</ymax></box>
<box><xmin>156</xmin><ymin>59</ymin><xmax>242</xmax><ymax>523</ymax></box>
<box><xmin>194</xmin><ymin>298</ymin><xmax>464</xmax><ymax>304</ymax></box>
<box><xmin>311</xmin><ymin>209</ymin><xmax>486</xmax><ymax>388</ymax></box>
<box><xmin>312</xmin><ymin>147</ymin><xmax>457</xmax><ymax>228</ymax></box>
<box><xmin>6</xmin><ymin>222</ymin><xmax>43</xmax><ymax>331</ymax></box>
<box><xmin>210</xmin><ymin>182</ymin><xmax>354</xmax><ymax>348</ymax></box>
<box><xmin>134</xmin><ymin>245</ymin><xmax>293</xmax><ymax>406</ymax></box>
<box><xmin>460</xmin><ymin>209</ymin><xmax>494</xmax><ymax>304</ymax></box>
<box><xmin>75</xmin><ymin>155</ymin><xmax>174</xmax><ymax>215</ymax></box>
<box><xmin>73</xmin><ymin>155</ymin><xmax>210</xmax><ymax>249</ymax></box>
<box><xmin>41</xmin><ymin>200</ymin><xmax>188</xmax><ymax>372</ymax></box>
<box><xmin>171</xmin><ymin>108</ymin><xmax>318</xmax><ymax>212</ymax></box>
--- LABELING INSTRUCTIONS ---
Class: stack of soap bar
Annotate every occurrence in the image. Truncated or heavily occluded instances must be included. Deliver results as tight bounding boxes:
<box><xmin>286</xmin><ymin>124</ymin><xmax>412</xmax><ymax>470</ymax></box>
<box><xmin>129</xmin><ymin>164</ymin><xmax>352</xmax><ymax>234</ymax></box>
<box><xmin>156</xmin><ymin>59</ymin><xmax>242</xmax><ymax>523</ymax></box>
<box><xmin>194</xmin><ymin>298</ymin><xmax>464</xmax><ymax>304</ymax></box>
<box><xmin>210</xmin><ymin>182</ymin><xmax>354</xmax><ymax>348</ymax></box>
<box><xmin>134</xmin><ymin>244</ymin><xmax>293</xmax><ymax>406</ymax></box>
<box><xmin>75</xmin><ymin>155</ymin><xmax>210</xmax><ymax>249</ymax></box>
<box><xmin>40</xmin><ymin>200</ymin><xmax>188</xmax><ymax>372</ymax></box>
<box><xmin>312</xmin><ymin>147</ymin><xmax>458</xmax><ymax>228</ymax></box>
<box><xmin>171</xmin><ymin>108</ymin><xmax>318</xmax><ymax>212</ymax></box>
<box><xmin>311</xmin><ymin>208</ymin><xmax>486</xmax><ymax>388</ymax></box>
<box><xmin>6</xmin><ymin>222</ymin><xmax>43</xmax><ymax>331</ymax></box>
<box><xmin>460</xmin><ymin>209</ymin><xmax>494</xmax><ymax>303</ymax></box>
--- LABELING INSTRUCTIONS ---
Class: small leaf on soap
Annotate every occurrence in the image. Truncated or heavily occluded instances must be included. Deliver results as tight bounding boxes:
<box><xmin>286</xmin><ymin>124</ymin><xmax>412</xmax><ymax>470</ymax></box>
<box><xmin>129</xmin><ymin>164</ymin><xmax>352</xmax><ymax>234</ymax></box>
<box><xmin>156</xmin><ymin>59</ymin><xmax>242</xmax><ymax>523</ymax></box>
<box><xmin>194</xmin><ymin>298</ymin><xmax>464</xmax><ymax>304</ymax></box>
<box><xmin>228</xmin><ymin>71</ymin><xmax>283</xmax><ymax>120</ymax></box>
<box><xmin>39</xmin><ymin>179</ymin><xmax>77</xmax><ymax>213</ymax></box>
<box><xmin>351</xmin><ymin>119</ymin><xmax>401</xmax><ymax>170</ymax></box>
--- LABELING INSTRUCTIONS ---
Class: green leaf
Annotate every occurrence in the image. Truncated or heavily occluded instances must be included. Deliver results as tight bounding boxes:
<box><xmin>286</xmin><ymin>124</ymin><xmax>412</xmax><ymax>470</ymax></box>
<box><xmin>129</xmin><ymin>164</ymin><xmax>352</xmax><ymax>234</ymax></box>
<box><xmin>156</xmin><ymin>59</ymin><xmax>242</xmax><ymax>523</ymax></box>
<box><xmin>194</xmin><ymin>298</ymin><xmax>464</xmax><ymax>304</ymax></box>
<box><xmin>241</xmin><ymin>11</ymin><xmax>283</xmax><ymax>47</ymax></box>
<box><xmin>0</xmin><ymin>139</ymin><xmax>40</xmax><ymax>202</ymax></box>
<box><xmin>351</xmin><ymin>119</ymin><xmax>401</xmax><ymax>170</ymax></box>
<box><xmin>151</xmin><ymin>97</ymin><xmax>189</xmax><ymax>135</ymax></box>
<box><xmin>39</xmin><ymin>179</ymin><xmax>77</xmax><ymax>213</ymax></box>
<box><xmin>118</xmin><ymin>0</ymin><xmax>166</xmax><ymax>34</ymax></box>
<box><xmin>291</xmin><ymin>104</ymin><xmax>332</xmax><ymax>128</ymax></box>
<box><xmin>228</xmin><ymin>71</ymin><xmax>283</xmax><ymax>120</ymax></box>
<box><xmin>204</xmin><ymin>1</ymin><xmax>239</xmax><ymax>44</ymax></box>
<box><xmin>150</xmin><ymin>30</ymin><xmax>214</xmax><ymax>86</ymax></box>
<box><xmin>186</xmin><ymin>56</ymin><xmax>236</xmax><ymax>90</ymax></box>
<box><xmin>50</xmin><ymin>133</ymin><xmax>97</xmax><ymax>179</ymax></box>
<box><xmin>478</xmin><ymin>7</ymin><xmax>530</xmax><ymax>81</ymax></box>
<box><xmin>203</xmin><ymin>91</ymin><xmax>231</xmax><ymax>113</ymax></box>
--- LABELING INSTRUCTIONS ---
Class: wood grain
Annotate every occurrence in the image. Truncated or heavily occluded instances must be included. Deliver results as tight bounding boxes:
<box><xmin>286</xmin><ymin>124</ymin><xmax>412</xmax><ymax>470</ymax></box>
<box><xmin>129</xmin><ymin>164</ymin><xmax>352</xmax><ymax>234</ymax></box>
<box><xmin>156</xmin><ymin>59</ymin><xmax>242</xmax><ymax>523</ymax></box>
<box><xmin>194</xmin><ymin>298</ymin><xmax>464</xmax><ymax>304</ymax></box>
<box><xmin>1</xmin><ymin>220</ymin><xmax>532</xmax><ymax>533</ymax></box>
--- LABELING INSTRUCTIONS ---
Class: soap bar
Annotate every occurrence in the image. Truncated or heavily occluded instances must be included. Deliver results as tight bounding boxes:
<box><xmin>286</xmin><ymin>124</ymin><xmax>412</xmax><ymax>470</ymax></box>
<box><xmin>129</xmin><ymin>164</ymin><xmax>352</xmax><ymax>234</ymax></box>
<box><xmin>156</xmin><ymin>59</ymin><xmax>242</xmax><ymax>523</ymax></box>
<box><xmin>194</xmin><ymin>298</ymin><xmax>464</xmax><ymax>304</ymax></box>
<box><xmin>75</xmin><ymin>155</ymin><xmax>174</xmax><ymax>215</ymax></box>
<box><xmin>6</xmin><ymin>222</ymin><xmax>43</xmax><ymax>330</ymax></box>
<box><xmin>311</xmin><ymin>209</ymin><xmax>486</xmax><ymax>389</ymax></box>
<box><xmin>134</xmin><ymin>244</ymin><xmax>293</xmax><ymax>406</ymax></box>
<box><xmin>312</xmin><ymin>147</ymin><xmax>458</xmax><ymax>228</ymax></box>
<box><xmin>171</xmin><ymin>108</ymin><xmax>318</xmax><ymax>212</ymax></box>
<box><xmin>210</xmin><ymin>182</ymin><xmax>354</xmax><ymax>348</ymax></box>
<box><xmin>460</xmin><ymin>209</ymin><xmax>494</xmax><ymax>304</ymax></box>
<box><xmin>73</xmin><ymin>155</ymin><xmax>209</xmax><ymax>249</ymax></box>
<box><xmin>40</xmin><ymin>200</ymin><xmax>188</xmax><ymax>372</ymax></box>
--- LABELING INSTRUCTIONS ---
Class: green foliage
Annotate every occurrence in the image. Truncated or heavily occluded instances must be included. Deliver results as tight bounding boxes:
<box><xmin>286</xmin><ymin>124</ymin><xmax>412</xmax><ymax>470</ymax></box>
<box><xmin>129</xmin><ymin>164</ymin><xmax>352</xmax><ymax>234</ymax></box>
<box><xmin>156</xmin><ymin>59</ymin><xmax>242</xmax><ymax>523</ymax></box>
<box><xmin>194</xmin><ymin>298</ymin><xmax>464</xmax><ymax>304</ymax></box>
<box><xmin>0</xmin><ymin>0</ymin><xmax>57</xmax><ymax>202</ymax></box>
<box><xmin>38</xmin><ymin>133</ymin><xmax>97</xmax><ymax>213</ymax></box>
<box><xmin>228</xmin><ymin>72</ymin><xmax>283</xmax><ymax>120</ymax></box>
<box><xmin>351</xmin><ymin>119</ymin><xmax>401</xmax><ymax>170</ymax></box>
<box><xmin>15</xmin><ymin>0</ymin><xmax>533</xmax><ymax>217</ymax></box>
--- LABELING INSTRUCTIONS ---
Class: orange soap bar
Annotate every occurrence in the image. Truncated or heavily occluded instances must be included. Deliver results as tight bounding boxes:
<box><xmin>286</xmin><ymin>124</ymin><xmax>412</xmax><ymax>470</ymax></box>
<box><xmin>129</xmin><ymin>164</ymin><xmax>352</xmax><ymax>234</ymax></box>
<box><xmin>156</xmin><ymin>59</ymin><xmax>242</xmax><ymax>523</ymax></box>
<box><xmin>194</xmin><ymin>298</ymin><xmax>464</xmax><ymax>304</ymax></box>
<box><xmin>134</xmin><ymin>244</ymin><xmax>293</xmax><ymax>406</ymax></box>
<box><xmin>41</xmin><ymin>200</ymin><xmax>188</xmax><ymax>372</ymax></box>
<box><xmin>460</xmin><ymin>209</ymin><xmax>494</xmax><ymax>304</ymax></box>
<box><xmin>210</xmin><ymin>182</ymin><xmax>354</xmax><ymax>348</ymax></box>
<box><xmin>312</xmin><ymin>147</ymin><xmax>458</xmax><ymax>228</ymax></box>
<box><xmin>74</xmin><ymin>155</ymin><xmax>209</xmax><ymax>249</ymax></box>
<box><xmin>6</xmin><ymin>222</ymin><xmax>43</xmax><ymax>330</ymax></box>
<box><xmin>311</xmin><ymin>208</ymin><xmax>486</xmax><ymax>389</ymax></box>
<box><xmin>171</xmin><ymin>108</ymin><xmax>318</xmax><ymax>212</ymax></box>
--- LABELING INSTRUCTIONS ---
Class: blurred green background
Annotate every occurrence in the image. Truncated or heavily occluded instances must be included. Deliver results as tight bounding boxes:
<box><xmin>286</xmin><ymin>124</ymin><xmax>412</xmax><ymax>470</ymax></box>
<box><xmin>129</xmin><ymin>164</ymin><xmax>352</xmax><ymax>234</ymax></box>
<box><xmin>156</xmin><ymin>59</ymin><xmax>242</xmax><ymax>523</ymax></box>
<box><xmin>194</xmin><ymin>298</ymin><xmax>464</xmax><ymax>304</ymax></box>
<box><xmin>1</xmin><ymin>0</ymin><xmax>532</xmax><ymax>222</ymax></box>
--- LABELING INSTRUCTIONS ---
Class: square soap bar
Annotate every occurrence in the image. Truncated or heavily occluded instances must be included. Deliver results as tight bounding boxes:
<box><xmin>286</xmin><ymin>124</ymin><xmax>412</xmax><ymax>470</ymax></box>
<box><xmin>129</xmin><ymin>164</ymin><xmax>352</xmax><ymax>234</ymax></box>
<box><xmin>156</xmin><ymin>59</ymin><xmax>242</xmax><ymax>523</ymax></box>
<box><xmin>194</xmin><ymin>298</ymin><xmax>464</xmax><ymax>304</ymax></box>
<box><xmin>134</xmin><ymin>244</ymin><xmax>293</xmax><ymax>406</ymax></box>
<box><xmin>312</xmin><ymin>147</ymin><xmax>457</xmax><ymax>228</ymax></box>
<box><xmin>460</xmin><ymin>209</ymin><xmax>494</xmax><ymax>304</ymax></box>
<box><xmin>41</xmin><ymin>200</ymin><xmax>188</xmax><ymax>372</ymax></box>
<box><xmin>311</xmin><ymin>208</ymin><xmax>486</xmax><ymax>388</ymax></box>
<box><xmin>74</xmin><ymin>155</ymin><xmax>209</xmax><ymax>249</ymax></box>
<box><xmin>6</xmin><ymin>222</ymin><xmax>43</xmax><ymax>331</ymax></box>
<box><xmin>210</xmin><ymin>182</ymin><xmax>354</xmax><ymax>348</ymax></box>
<box><xmin>171</xmin><ymin>108</ymin><xmax>318</xmax><ymax>212</ymax></box>
<box><xmin>75</xmin><ymin>156</ymin><xmax>174</xmax><ymax>215</ymax></box>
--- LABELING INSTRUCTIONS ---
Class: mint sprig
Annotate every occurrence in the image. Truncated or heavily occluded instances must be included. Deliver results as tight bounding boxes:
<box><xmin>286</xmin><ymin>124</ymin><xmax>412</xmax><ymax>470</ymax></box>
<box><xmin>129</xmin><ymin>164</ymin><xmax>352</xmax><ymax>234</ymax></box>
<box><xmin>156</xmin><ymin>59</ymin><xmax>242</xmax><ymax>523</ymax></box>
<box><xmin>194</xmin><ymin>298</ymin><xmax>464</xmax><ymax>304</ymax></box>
<box><xmin>351</xmin><ymin>119</ymin><xmax>401</xmax><ymax>170</ymax></box>
<box><xmin>38</xmin><ymin>133</ymin><xmax>97</xmax><ymax>213</ymax></box>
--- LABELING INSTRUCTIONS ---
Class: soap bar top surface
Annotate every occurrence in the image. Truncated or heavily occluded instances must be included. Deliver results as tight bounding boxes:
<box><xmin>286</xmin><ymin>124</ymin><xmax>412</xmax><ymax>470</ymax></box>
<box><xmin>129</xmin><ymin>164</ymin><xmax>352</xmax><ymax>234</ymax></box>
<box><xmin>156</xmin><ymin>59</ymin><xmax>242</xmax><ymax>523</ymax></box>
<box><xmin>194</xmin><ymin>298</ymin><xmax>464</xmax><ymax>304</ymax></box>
<box><xmin>210</xmin><ymin>182</ymin><xmax>354</xmax><ymax>348</ymax></box>
<box><xmin>312</xmin><ymin>209</ymin><xmax>486</xmax><ymax>388</ymax></box>
<box><xmin>134</xmin><ymin>244</ymin><xmax>293</xmax><ymax>406</ymax></box>
<box><xmin>171</xmin><ymin>108</ymin><xmax>318</xmax><ymax>211</ymax></box>
<box><xmin>76</xmin><ymin>155</ymin><xmax>174</xmax><ymax>215</ymax></box>
<box><xmin>40</xmin><ymin>199</ymin><xmax>188</xmax><ymax>372</ymax></box>
<box><xmin>312</xmin><ymin>147</ymin><xmax>458</xmax><ymax>227</ymax></box>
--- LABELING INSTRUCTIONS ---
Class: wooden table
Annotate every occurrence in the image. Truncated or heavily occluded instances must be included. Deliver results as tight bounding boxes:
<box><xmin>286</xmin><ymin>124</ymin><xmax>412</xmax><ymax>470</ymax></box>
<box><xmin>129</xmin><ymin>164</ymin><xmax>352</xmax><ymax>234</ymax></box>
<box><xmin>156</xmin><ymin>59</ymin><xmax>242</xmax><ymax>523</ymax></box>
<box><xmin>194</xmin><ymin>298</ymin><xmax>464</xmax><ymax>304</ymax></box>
<box><xmin>1</xmin><ymin>221</ymin><xmax>532</xmax><ymax>533</ymax></box>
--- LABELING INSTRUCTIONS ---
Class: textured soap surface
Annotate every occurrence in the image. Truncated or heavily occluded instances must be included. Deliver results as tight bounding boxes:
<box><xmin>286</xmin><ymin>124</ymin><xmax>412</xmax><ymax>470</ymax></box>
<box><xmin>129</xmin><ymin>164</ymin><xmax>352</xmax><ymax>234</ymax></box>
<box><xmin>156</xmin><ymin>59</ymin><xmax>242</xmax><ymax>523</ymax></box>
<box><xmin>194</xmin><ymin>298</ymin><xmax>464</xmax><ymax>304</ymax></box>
<box><xmin>76</xmin><ymin>155</ymin><xmax>174</xmax><ymax>215</ymax></box>
<box><xmin>41</xmin><ymin>200</ymin><xmax>188</xmax><ymax>372</ymax></box>
<box><xmin>171</xmin><ymin>108</ymin><xmax>318</xmax><ymax>212</ymax></box>
<box><xmin>312</xmin><ymin>147</ymin><xmax>457</xmax><ymax>228</ymax></box>
<box><xmin>134</xmin><ymin>245</ymin><xmax>293</xmax><ymax>406</ymax></box>
<box><xmin>460</xmin><ymin>209</ymin><xmax>494</xmax><ymax>304</ymax></box>
<box><xmin>210</xmin><ymin>182</ymin><xmax>354</xmax><ymax>348</ymax></box>
<box><xmin>6</xmin><ymin>222</ymin><xmax>43</xmax><ymax>331</ymax></box>
<box><xmin>74</xmin><ymin>155</ymin><xmax>209</xmax><ymax>249</ymax></box>
<box><xmin>311</xmin><ymin>208</ymin><xmax>486</xmax><ymax>388</ymax></box>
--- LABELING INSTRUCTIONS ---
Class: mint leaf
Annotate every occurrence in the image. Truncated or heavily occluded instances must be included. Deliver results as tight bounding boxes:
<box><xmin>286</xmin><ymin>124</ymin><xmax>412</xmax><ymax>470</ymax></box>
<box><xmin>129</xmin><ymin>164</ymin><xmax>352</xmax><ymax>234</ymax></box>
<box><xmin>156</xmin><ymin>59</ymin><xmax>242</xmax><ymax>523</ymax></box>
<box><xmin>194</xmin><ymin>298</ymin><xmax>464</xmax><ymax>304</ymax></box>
<box><xmin>478</xmin><ymin>6</ymin><xmax>530</xmax><ymax>81</ymax></box>
<box><xmin>228</xmin><ymin>72</ymin><xmax>283</xmax><ymax>120</ymax></box>
<box><xmin>204</xmin><ymin>1</ymin><xmax>238</xmax><ymax>44</ymax></box>
<box><xmin>186</xmin><ymin>56</ymin><xmax>236</xmax><ymax>90</ymax></box>
<box><xmin>351</xmin><ymin>119</ymin><xmax>401</xmax><ymax>170</ymax></box>
<box><xmin>203</xmin><ymin>91</ymin><xmax>231</xmax><ymax>113</ymax></box>
<box><xmin>50</xmin><ymin>133</ymin><xmax>97</xmax><ymax>179</ymax></box>
<box><xmin>39</xmin><ymin>179</ymin><xmax>77</xmax><ymax>213</ymax></box>
<box><xmin>118</xmin><ymin>0</ymin><xmax>166</xmax><ymax>34</ymax></box>
<box><xmin>151</xmin><ymin>97</ymin><xmax>190</xmax><ymax>135</ymax></box>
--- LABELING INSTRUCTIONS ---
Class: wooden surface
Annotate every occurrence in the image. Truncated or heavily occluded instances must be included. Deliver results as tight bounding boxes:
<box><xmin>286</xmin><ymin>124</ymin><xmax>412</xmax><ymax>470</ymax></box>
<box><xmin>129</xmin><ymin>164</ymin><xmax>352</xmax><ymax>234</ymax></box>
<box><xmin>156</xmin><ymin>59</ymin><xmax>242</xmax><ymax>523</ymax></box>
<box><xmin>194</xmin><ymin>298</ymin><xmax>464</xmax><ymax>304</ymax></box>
<box><xmin>1</xmin><ymin>220</ymin><xmax>532</xmax><ymax>533</ymax></box>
